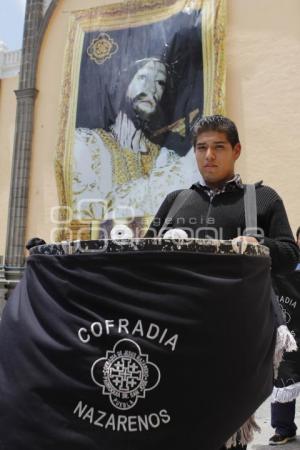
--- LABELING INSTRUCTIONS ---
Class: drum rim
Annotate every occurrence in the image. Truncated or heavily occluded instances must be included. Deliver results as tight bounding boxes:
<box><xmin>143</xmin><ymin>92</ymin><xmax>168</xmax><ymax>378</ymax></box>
<box><xmin>29</xmin><ymin>238</ymin><xmax>270</xmax><ymax>257</ymax></box>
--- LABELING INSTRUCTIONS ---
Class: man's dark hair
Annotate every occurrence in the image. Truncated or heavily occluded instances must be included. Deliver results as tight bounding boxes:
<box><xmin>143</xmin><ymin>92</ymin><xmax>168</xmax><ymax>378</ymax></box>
<box><xmin>192</xmin><ymin>115</ymin><xmax>240</xmax><ymax>148</ymax></box>
<box><xmin>296</xmin><ymin>227</ymin><xmax>300</xmax><ymax>240</ymax></box>
<box><xmin>26</xmin><ymin>237</ymin><xmax>46</xmax><ymax>250</ymax></box>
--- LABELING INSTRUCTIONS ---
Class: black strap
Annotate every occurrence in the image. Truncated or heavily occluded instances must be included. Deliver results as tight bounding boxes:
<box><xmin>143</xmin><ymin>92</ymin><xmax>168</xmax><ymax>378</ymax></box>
<box><xmin>159</xmin><ymin>190</ymin><xmax>193</xmax><ymax>236</ymax></box>
<box><xmin>243</xmin><ymin>184</ymin><xmax>285</xmax><ymax>324</ymax></box>
<box><xmin>244</xmin><ymin>184</ymin><xmax>257</xmax><ymax>235</ymax></box>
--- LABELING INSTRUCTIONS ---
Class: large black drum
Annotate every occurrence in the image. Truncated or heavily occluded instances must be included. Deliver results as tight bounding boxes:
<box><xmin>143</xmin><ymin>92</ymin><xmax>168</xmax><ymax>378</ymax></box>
<box><xmin>0</xmin><ymin>238</ymin><xmax>275</xmax><ymax>450</ymax></box>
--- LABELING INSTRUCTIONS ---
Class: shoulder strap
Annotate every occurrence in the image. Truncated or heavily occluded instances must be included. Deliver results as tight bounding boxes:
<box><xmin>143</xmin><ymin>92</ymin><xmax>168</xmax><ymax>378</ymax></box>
<box><xmin>244</xmin><ymin>184</ymin><xmax>257</xmax><ymax>235</ymax></box>
<box><xmin>159</xmin><ymin>190</ymin><xmax>194</xmax><ymax>236</ymax></box>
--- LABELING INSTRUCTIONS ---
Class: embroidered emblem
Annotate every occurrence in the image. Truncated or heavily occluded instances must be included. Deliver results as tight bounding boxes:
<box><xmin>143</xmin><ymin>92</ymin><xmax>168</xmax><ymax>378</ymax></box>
<box><xmin>87</xmin><ymin>33</ymin><xmax>118</xmax><ymax>65</ymax></box>
<box><xmin>280</xmin><ymin>305</ymin><xmax>291</xmax><ymax>324</ymax></box>
<box><xmin>91</xmin><ymin>338</ymin><xmax>161</xmax><ymax>410</ymax></box>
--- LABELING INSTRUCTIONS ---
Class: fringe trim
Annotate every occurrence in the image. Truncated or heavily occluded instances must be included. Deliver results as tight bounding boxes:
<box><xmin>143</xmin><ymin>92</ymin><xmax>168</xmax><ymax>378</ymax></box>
<box><xmin>271</xmin><ymin>382</ymin><xmax>300</xmax><ymax>403</ymax></box>
<box><xmin>273</xmin><ymin>325</ymin><xmax>297</xmax><ymax>379</ymax></box>
<box><xmin>225</xmin><ymin>415</ymin><xmax>261</xmax><ymax>448</ymax></box>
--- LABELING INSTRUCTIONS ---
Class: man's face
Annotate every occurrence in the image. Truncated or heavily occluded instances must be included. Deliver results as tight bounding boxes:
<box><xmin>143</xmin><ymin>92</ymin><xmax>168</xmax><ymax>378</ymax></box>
<box><xmin>126</xmin><ymin>60</ymin><xmax>167</xmax><ymax>119</ymax></box>
<box><xmin>194</xmin><ymin>131</ymin><xmax>241</xmax><ymax>187</ymax></box>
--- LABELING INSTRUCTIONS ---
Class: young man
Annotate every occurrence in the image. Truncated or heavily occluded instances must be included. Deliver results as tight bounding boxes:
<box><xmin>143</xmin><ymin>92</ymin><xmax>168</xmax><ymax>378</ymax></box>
<box><xmin>145</xmin><ymin>115</ymin><xmax>298</xmax><ymax>275</ymax></box>
<box><xmin>145</xmin><ymin>115</ymin><xmax>299</xmax><ymax>449</ymax></box>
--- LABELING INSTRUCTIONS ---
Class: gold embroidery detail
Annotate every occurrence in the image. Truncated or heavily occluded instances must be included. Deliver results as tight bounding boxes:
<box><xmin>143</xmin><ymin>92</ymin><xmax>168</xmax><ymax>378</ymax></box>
<box><xmin>87</xmin><ymin>33</ymin><xmax>118</xmax><ymax>64</ymax></box>
<box><xmin>97</xmin><ymin>129</ymin><xmax>159</xmax><ymax>185</ymax></box>
<box><xmin>74</xmin><ymin>1</ymin><xmax>203</xmax><ymax>32</ymax></box>
<box><xmin>202</xmin><ymin>0</ymin><xmax>226</xmax><ymax>115</ymax></box>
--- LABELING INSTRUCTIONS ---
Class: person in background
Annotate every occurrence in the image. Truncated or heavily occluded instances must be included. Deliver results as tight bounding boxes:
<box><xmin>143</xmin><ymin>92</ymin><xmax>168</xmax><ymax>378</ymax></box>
<box><xmin>297</xmin><ymin>227</ymin><xmax>300</xmax><ymax>269</ymax></box>
<box><xmin>25</xmin><ymin>237</ymin><xmax>46</xmax><ymax>252</ymax></box>
<box><xmin>269</xmin><ymin>227</ymin><xmax>300</xmax><ymax>446</ymax></box>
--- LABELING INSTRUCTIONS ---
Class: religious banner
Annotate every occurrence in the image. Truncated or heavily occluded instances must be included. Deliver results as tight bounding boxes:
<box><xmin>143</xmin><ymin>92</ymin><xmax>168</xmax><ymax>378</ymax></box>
<box><xmin>0</xmin><ymin>246</ymin><xmax>275</xmax><ymax>450</ymax></box>
<box><xmin>55</xmin><ymin>0</ymin><xmax>226</xmax><ymax>240</ymax></box>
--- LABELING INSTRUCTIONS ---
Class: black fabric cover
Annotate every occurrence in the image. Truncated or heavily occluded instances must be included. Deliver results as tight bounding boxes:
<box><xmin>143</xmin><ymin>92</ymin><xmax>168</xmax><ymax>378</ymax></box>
<box><xmin>0</xmin><ymin>251</ymin><xmax>276</xmax><ymax>450</ymax></box>
<box><xmin>274</xmin><ymin>268</ymin><xmax>300</xmax><ymax>387</ymax></box>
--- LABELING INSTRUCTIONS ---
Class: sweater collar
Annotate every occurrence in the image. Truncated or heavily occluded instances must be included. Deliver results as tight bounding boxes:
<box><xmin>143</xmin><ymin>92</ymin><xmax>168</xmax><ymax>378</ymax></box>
<box><xmin>192</xmin><ymin>174</ymin><xmax>244</xmax><ymax>198</ymax></box>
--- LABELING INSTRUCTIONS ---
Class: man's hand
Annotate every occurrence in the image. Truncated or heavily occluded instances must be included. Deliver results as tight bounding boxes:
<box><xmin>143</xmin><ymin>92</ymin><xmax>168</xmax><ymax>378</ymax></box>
<box><xmin>235</xmin><ymin>236</ymin><xmax>258</xmax><ymax>244</ymax></box>
<box><xmin>232</xmin><ymin>235</ymin><xmax>258</xmax><ymax>254</ymax></box>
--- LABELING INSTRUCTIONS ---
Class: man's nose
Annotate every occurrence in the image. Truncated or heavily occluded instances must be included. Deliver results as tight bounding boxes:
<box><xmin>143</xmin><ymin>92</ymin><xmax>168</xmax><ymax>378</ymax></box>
<box><xmin>205</xmin><ymin>147</ymin><xmax>216</xmax><ymax>160</ymax></box>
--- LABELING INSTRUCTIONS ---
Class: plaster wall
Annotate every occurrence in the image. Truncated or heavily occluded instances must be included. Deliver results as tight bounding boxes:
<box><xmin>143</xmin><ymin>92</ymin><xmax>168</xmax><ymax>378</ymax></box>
<box><xmin>26</xmin><ymin>0</ymin><xmax>300</xmax><ymax>243</ymax></box>
<box><xmin>0</xmin><ymin>76</ymin><xmax>17</xmax><ymax>256</ymax></box>
<box><xmin>227</xmin><ymin>0</ymin><xmax>300</xmax><ymax>234</ymax></box>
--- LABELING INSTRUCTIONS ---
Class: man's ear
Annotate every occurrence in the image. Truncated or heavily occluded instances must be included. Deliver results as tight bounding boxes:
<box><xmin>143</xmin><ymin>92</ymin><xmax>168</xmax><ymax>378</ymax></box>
<box><xmin>233</xmin><ymin>143</ymin><xmax>241</xmax><ymax>161</ymax></box>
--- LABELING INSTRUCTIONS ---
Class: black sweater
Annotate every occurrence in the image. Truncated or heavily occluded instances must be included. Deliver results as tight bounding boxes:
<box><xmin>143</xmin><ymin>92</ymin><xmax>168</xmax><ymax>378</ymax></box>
<box><xmin>145</xmin><ymin>183</ymin><xmax>299</xmax><ymax>274</ymax></box>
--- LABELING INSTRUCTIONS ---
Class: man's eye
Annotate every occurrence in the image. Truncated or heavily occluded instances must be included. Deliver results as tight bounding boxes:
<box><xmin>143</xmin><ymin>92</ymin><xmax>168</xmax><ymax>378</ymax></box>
<box><xmin>215</xmin><ymin>145</ymin><xmax>224</xmax><ymax>150</ymax></box>
<box><xmin>197</xmin><ymin>146</ymin><xmax>206</xmax><ymax>151</ymax></box>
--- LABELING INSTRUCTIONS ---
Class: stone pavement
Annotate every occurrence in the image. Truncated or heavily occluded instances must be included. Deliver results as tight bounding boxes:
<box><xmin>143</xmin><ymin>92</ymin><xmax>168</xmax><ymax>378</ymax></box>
<box><xmin>249</xmin><ymin>397</ymin><xmax>300</xmax><ymax>450</ymax></box>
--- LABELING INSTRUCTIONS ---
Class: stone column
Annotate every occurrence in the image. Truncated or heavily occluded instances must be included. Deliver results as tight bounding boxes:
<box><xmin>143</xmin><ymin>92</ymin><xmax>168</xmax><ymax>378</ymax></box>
<box><xmin>5</xmin><ymin>88</ymin><xmax>38</xmax><ymax>269</ymax></box>
<box><xmin>4</xmin><ymin>0</ymin><xmax>44</xmax><ymax>293</ymax></box>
